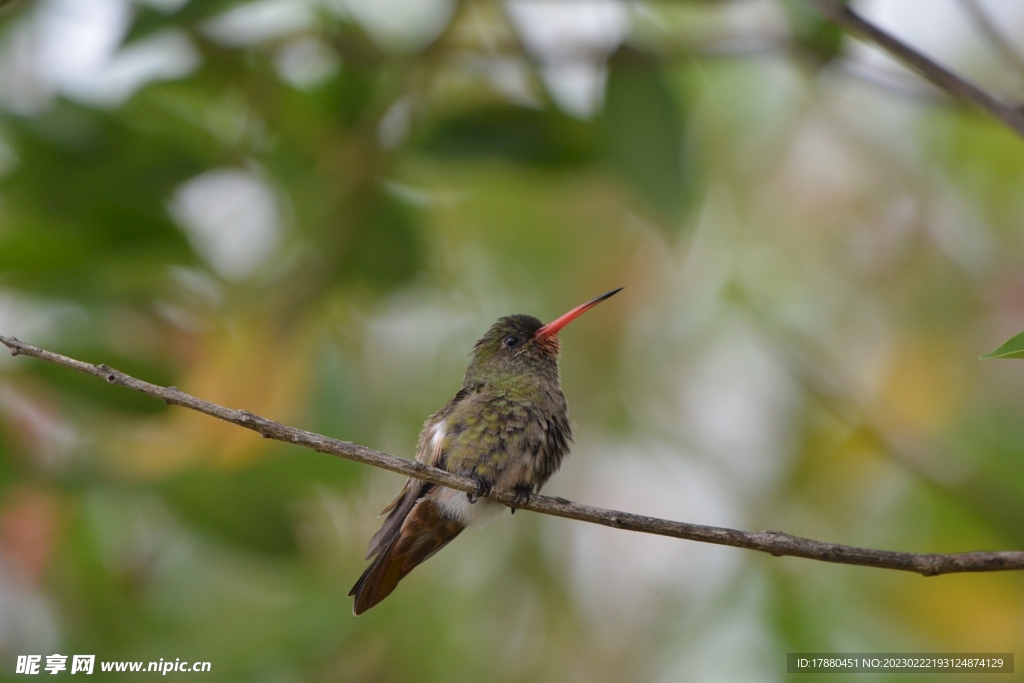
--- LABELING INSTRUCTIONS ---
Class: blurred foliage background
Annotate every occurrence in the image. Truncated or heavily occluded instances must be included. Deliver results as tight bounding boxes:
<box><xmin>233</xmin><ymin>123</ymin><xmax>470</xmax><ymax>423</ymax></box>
<box><xmin>1</xmin><ymin>0</ymin><xmax>1024</xmax><ymax>680</ymax></box>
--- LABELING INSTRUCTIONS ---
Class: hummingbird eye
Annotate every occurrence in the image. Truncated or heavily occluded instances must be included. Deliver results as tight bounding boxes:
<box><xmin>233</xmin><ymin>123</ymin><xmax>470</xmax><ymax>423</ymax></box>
<box><xmin>502</xmin><ymin>335</ymin><xmax>521</xmax><ymax>349</ymax></box>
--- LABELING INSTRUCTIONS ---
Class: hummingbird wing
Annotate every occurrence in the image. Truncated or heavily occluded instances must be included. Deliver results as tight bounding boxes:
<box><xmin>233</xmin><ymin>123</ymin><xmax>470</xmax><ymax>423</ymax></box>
<box><xmin>364</xmin><ymin>388</ymin><xmax>471</xmax><ymax>560</ymax></box>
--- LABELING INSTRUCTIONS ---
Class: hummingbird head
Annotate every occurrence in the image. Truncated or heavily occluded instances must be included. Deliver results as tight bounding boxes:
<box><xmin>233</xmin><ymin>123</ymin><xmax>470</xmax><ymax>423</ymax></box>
<box><xmin>465</xmin><ymin>288</ymin><xmax>622</xmax><ymax>387</ymax></box>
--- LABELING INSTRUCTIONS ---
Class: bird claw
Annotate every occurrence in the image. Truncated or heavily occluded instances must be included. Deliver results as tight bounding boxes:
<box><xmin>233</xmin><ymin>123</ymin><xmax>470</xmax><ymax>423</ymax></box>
<box><xmin>467</xmin><ymin>476</ymin><xmax>492</xmax><ymax>504</ymax></box>
<box><xmin>509</xmin><ymin>485</ymin><xmax>532</xmax><ymax>514</ymax></box>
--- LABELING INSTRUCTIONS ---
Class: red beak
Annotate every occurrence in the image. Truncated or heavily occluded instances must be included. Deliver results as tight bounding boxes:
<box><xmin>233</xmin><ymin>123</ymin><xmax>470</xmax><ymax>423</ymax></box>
<box><xmin>535</xmin><ymin>288</ymin><xmax>623</xmax><ymax>340</ymax></box>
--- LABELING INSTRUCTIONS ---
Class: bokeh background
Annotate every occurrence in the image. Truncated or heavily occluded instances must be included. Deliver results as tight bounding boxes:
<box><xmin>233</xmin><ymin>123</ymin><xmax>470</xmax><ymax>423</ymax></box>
<box><xmin>1</xmin><ymin>0</ymin><xmax>1024</xmax><ymax>680</ymax></box>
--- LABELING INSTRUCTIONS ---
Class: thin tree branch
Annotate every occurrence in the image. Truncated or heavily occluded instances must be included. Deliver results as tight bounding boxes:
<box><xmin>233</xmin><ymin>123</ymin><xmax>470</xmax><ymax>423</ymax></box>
<box><xmin>956</xmin><ymin>0</ymin><xmax>1024</xmax><ymax>85</ymax></box>
<box><xmin>833</xmin><ymin>60</ymin><xmax>947</xmax><ymax>104</ymax></box>
<box><xmin>3</xmin><ymin>334</ymin><xmax>1024</xmax><ymax>577</ymax></box>
<box><xmin>811</xmin><ymin>0</ymin><xmax>1024</xmax><ymax>138</ymax></box>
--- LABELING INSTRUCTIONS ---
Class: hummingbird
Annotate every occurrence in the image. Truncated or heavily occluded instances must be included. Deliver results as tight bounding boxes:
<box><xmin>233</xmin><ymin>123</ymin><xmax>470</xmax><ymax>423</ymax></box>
<box><xmin>350</xmin><ymin>287</ymin><xmax>622</xmax><ymax>615</ymax></box>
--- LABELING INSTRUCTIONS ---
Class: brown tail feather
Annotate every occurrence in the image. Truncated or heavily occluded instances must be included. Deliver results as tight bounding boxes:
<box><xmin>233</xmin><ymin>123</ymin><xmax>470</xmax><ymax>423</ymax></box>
<box><xmin>350</xmin><ymin>498</ymin><xmax>464</xmax><ymax>615</ymax></box>
<box><xmin>365</xmin><ymin>481</ymin><xmax>429</xmax><ymax>560</ymax></box>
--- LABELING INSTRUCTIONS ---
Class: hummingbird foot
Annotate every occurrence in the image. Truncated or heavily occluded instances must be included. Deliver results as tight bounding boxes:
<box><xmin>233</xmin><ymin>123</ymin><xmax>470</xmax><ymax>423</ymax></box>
<box><xmin>466</xmin><ymin>476</ymin><xmax>493</xmax><ymax>504</ymax></box>
<box><xmin>509</xmin><ymin>485</ymin><xmax>533</xmax><ymax>514</ymax></box>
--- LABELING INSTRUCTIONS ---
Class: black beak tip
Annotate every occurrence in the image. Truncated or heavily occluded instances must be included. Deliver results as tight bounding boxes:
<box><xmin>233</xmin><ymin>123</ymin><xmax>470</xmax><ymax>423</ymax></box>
<box><xmin>598</xmin><ymin>286</ymin><xmax>624</xmax><ymax>302</ymax></box>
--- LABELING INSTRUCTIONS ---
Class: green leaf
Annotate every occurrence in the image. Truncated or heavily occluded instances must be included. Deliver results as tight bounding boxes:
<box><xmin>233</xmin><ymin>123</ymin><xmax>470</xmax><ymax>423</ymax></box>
<box><xmin>331</xmin><ymin>189</ymin><xmax>424</xmax><ymax>292</ymax></box>
<box><xmin>0</xmin><ymin>100</ymin><xmax>200</xmax><ymax>301</ymax></box>
<box><xmin>416</xmin><ymin>106</ymin><xmax>596</xmax><ymax>166</ymax></box>
<box><xmin>981</xmin><ymin>332</ymin><xmax>1024</xmax><ymax>359</ymax></box>
<box><xmin>782</xmin><ymin>0</ymin><xmax>846</xmax><ymax>64</ymax></box>
<box><xmin>124</xmin><ymin>0</ymin><xmax>253</xmax><ymax>44</ymax></box>
<box><xmin>601</xmin><ymin>47</ymin><xmax>688</xmax><ymax>227</ymax></box>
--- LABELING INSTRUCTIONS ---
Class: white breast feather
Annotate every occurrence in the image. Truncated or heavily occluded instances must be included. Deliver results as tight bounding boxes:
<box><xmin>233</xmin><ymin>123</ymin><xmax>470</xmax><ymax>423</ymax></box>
<box><xmin>433</xmin><ymin>487</ymin><xmax>503</xmax><ymax>527</ymax></box>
